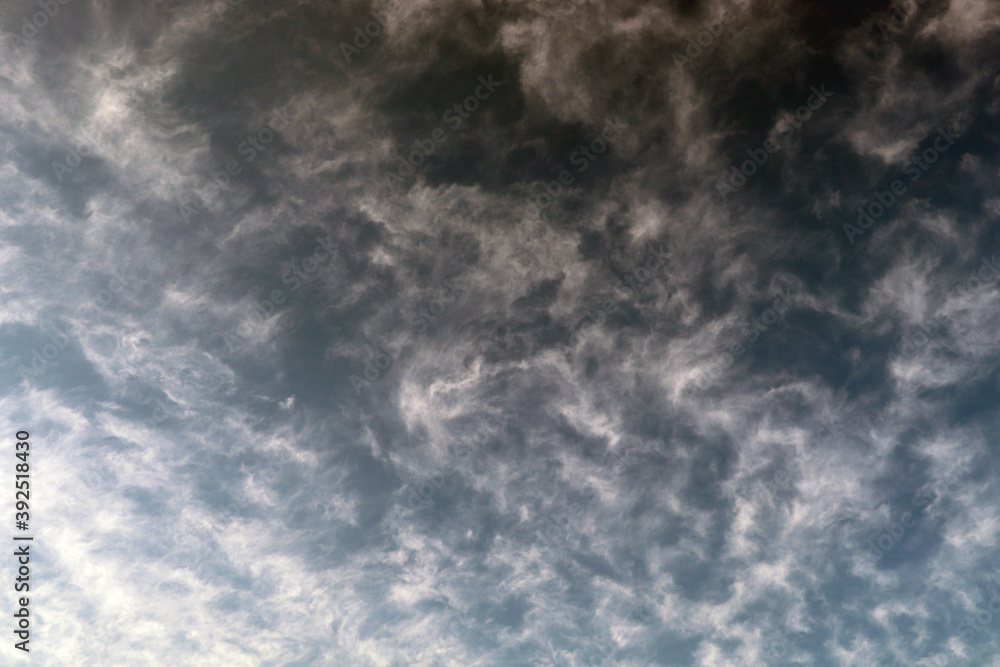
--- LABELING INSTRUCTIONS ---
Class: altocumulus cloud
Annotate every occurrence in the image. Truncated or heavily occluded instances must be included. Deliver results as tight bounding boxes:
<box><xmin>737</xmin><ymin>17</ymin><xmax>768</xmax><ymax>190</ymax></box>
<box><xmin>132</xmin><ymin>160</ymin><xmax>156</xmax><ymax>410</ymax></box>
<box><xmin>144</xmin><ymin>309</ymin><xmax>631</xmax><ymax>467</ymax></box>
<box><xmin>1</xmin><ymin>0</ymin><xmax>1000</xmax><ymax>665</ymax></box>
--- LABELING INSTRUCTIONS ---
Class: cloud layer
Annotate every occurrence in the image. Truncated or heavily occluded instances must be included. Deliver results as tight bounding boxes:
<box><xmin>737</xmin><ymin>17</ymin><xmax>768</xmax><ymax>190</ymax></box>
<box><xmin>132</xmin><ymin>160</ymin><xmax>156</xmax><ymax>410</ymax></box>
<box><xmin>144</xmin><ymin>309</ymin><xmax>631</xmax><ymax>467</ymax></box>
<box><xmin>2</xmin><ymin>0</ymin><xmax>1000</xmax><ymax>664</ymax></box>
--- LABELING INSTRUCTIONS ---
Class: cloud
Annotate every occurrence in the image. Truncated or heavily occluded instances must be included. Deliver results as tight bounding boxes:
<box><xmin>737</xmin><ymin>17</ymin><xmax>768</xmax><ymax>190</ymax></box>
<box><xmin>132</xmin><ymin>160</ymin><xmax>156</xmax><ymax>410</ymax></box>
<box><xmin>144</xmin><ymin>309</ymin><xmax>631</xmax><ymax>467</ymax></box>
<box><xmin>2</xmin><ymin>0</ymin><xmax>1000</xmax><ymax>664</ymax></box>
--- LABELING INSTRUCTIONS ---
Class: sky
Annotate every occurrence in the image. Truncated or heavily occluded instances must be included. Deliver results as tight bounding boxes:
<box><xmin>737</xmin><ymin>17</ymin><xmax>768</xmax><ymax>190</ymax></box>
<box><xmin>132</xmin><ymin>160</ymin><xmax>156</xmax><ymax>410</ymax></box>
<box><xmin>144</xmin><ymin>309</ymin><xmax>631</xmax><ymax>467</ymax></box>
<box><xmin>1</xmin><ymin>0</ymin><xmax>1000</xmax><ymax>665</ymax></box>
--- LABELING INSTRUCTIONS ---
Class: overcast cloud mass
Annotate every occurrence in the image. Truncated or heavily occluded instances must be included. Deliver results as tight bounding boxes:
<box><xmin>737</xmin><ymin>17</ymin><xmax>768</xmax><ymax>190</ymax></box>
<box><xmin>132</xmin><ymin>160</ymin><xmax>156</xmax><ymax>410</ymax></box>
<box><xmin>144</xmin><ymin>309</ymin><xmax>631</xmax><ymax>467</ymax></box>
<box><xmin>2</xmin><ymin>0</ymin><xmax>1000</xmax><ymax>665</ymax></box>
